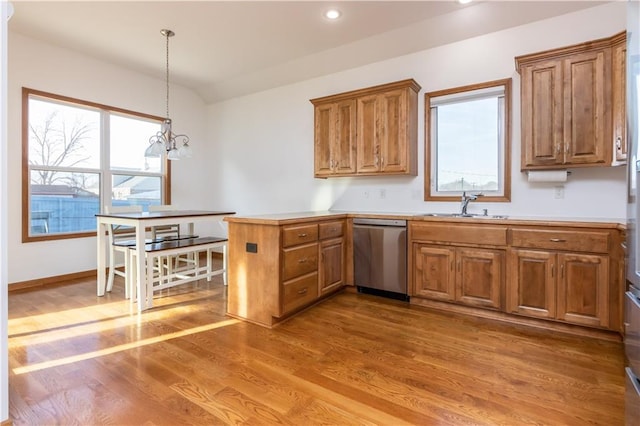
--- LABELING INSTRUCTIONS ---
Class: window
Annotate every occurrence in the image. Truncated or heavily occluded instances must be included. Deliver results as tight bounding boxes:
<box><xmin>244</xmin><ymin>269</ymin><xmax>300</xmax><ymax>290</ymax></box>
<box><xmin>425</xmin><ymin>79</ymin><xmax>511</xmax><ymax>202</ymax></box>
<box><xmin>22</xmin><ymin>88</ymin><xmax>171</xmax><ymax>242</ymax></box>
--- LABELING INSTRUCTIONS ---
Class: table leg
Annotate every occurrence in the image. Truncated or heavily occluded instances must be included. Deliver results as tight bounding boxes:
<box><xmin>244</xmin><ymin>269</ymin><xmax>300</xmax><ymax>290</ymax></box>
<box><xmin>135</xmin><ymin>224</ymin><xmax>148</xmax><ymax>313</ymax></box>
<box><xmin>96</xmin><ymin>220</ymin><xmax>107</xmax><ymax>296</ymax></box>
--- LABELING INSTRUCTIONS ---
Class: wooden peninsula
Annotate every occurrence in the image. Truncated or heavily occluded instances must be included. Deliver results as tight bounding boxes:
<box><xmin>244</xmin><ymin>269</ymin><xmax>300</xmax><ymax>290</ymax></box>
<box><xmin>225</xmin><ymin>212</ymin><xmax>350</xmax><ymax>328</ymax></box>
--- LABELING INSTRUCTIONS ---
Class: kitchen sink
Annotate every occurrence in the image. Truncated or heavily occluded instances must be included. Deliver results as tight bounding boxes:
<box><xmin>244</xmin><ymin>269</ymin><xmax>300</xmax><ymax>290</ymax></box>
<box><xmin>419</xmin><ymin>213</ymin><xmax>508</xmax><ymax>219</ymax></box>
<box><xmin>419</xmin><ymin>213</ymin><xmax>464</xmax><ymax>217</ymax></box>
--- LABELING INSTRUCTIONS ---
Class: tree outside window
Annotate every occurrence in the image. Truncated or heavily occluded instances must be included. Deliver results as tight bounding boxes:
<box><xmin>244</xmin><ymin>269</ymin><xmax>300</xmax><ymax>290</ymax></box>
<box><xmin>23</xmin><ymin>88</ymin><xmax>168</xmax><ymax>241</ymax></box>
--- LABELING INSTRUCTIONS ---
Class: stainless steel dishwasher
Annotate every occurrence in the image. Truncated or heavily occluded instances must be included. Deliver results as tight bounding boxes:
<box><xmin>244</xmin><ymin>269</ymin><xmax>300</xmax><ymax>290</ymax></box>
<box><xmin>353</xmin><ymin>218</ymin><xmax>408</xmax><ymax>301</ymax></box>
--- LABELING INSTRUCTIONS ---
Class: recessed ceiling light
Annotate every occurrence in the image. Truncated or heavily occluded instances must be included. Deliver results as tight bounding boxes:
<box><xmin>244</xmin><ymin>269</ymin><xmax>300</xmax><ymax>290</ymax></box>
<box><xmin>324</xmin><ymin>9</ymin><xmax>342</xmax><ymax>20</ymax></box>
<box><xmin>458</xmin><ymin>0</ymin><xmax>473</xmax><ymax>4</ymax></box>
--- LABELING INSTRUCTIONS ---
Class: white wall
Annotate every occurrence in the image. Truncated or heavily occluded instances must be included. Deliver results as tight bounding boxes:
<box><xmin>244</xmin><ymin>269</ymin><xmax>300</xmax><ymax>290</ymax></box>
<box><xmin>1</xmin><ymin>2</ymin><xmax>10</xmax><ymax>422</ymax></box>
<box><xmin>208</xmin><ymin>2</ymin><xmax>627</xmax><ymax>221</ymax></box>
<box><xmin>7</xmin><ymin>32</ymin><xmax>208</xmax><ymax>283</ymax></box>
<box><xmin>4</xmin><ymin>2</ymin><xmax>628</xmax><ymax>285</ymax></box>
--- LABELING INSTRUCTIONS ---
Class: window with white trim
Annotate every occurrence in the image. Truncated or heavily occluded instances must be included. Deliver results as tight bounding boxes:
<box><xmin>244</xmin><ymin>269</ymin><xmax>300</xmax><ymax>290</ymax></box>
<box><xmin>22</xmin><ymin>88</ymin><xmax>170</xmax><ymax>242</ymax></box>
<box><xmin>425</xmin><ymin>79</ymin><xmax>511</xmax><ymax>202</ymax></box>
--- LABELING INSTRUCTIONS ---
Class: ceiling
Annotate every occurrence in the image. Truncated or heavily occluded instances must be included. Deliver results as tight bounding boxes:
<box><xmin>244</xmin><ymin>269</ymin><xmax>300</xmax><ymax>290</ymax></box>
<box><xmin>8</xmin><ymin>1</ymin><xmax>606</xmax><ymax>103</ymax></box>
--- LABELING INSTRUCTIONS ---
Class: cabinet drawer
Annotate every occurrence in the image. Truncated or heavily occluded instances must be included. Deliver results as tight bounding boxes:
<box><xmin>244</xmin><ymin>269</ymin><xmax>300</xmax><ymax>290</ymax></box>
<box><xmin>411</xmin><ymin>223</ymin><xmax>507</xmax><ymax>246</ymax></box>
<box><xmin>282</xmin><ymin>272</ymin><xmax>319</xmax><ymax>315</ymax></box>
<box><xmin>282</xmin><ymin>224</ymin><xmax>318</xmax><ymax>247</ymax></box>
<box><xmin>510</xmin><ymin>228</ymin><xmax>609</xmax><ymax>253</ymax></box>
<box><xmin>283</xmin><ymin>243</ymin><xmax>318</xmax><ymax>281</ymax></box>
<box><xmin>319</xmin><ymin>221</ymin><xmax>344</xmax><ymax>240</ymax></box>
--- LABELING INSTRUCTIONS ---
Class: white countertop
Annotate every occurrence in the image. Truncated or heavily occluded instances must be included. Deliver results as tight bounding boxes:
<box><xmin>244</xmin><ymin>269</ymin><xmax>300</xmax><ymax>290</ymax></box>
<box><xmin>225</xmin><ymin>210</ymin><xmax>624</xmax><ymax>228</ymax></box>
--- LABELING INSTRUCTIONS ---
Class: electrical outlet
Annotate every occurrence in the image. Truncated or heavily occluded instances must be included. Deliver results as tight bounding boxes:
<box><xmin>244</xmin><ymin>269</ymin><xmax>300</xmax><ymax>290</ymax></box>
<box><xmin>364</xmin><ymin>190</ymin><xmax>370</xmax><ymax>199</ymax></box>
<box><xmin>378</xmin><ymin>189</ymin><xmax>386</xmax><ymax>199</ymax></box>
<box><xmin>554</xmin><ymin>186</ymin><xmax>564</xmax><ymax>199</ymax></box>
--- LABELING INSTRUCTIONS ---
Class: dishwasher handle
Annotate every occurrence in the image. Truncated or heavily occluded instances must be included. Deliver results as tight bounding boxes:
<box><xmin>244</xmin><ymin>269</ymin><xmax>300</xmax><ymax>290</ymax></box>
<box><xmin>353</xmin><ymin>218</ymin><xmax>407</xmax><ymax>227</ymax></box>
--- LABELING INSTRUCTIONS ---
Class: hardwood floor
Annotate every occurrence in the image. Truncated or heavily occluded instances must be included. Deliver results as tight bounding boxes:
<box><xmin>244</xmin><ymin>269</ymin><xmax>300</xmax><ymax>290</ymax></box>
<box><xmin>8</xmin><ymin>271</ymin><xmax>625</xmax><ymax>425</ymax></box>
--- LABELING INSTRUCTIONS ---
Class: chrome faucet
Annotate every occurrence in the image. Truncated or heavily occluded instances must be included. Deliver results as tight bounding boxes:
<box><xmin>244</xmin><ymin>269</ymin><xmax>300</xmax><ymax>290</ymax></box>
<box><xmin>460</xmin><ymin>192</ymin><xmax>482</xmax><ymax>215</ymax></box>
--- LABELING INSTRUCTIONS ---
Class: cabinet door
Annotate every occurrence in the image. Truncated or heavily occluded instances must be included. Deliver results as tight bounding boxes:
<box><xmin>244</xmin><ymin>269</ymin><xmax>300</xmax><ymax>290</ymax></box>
<box><xmin>314</xmin><ymin>101</ymin><xmax>356</xmax><ymax>177</ymax></box>
<box><xmin>563</xmin><ymin>49</ymin><xmax>608</xmax><ymax>165</ymax></box>
<box><xmin>456</xmin><ymin>248</ymin><xmax>503</xmax><ymax>310</ymax></box>
<box><xmin>314</xmin><ymin>103</ymin><xmax>334</xmax><ymax>177</ymax></box>
<box><xmin>378</xmin><ymin>88</ymin><xmax>408</xmax><ymax>173</ymax></box>
<box><xmin>356</xmin><ymin>94</ymin><xmax>380</xmax><ymax>173</ymax></box>
<box><xmin>414</xmin><ymin>245</ymin><xmax>455</xmax><ymax>301</ymax></box>
<box><xmin>557</xmin><ymin>253</ymin><xmax>609</xmax><ymax>327</ymax></box>
<box><xmin>319</xmin><ymin>237</ymin><xmax>344</xmax><ymax>296</ymax></box>
<box><xmin>613</xmin><ymin>39</ymin><xmax>627</xmax><ymax>163</ymax></box>
<box><xmin>506</xmin><ymin>249</ymin><xmax>556</xmax><ymax>319</ymax></box>
<box><xmin>521</xmin><ymin>60</ymin><xmax>564</xmax><ymax>167</ymax></box>
<box><xmin>334</xmin><ymin>100</ymin><xmax>357</xmax><ymax>174</ymax></box>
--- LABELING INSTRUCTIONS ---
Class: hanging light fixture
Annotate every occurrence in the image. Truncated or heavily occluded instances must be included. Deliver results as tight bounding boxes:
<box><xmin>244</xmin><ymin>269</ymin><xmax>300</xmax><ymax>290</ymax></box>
<box><xmin>145</xmin><ymin>29</ymin><xmax>192</xmax><ymax>161</ymax></box>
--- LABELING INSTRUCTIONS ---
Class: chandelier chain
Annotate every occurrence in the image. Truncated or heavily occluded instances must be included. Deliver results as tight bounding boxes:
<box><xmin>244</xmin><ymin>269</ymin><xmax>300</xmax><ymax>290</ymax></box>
<box><xmin>165</xmin><ymin>31</ymin><xmax>170</xmax><ymax>119</ymax></box>
<box><xmin>145</xmin><ymin>28</ymin><xmax>191</xmax><ymax>160</ymax></box>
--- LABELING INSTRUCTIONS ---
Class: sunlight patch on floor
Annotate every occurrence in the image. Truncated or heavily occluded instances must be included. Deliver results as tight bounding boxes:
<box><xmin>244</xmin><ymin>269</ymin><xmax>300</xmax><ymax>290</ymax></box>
<box><xmin>12</xmin><ymin>318</ymin><xmax>240</xmax><ymax>375</ymax></box>
<box><xmin>9</xmin><ymin>286</ymin><xmax>222</xmax><ymax>345</ymax></box>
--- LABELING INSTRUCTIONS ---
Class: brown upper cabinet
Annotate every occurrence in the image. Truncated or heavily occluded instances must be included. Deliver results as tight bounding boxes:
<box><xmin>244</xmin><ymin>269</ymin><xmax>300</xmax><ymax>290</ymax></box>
<box><xmin>310</xmin><ymin>79</ymin><xmax>421</xmax><ymax>178</ymax></box>
<box><xmin>515</xmin><ymin>31</ymin><xmax>626</xmax><ymax>170</ymax></box>
<box><xmin>612</xmin><ymin>32</ymin><xmax>627</xmax><ymax>164</ymax></box>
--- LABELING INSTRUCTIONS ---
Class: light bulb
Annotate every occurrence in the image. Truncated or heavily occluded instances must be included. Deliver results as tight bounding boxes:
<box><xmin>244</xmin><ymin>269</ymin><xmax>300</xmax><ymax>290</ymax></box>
<box><xmin>178</xmin><ymin>142</ymin><xmax>193</xmax><ymax>158</ymax></box>
<box><xmin>167</xmin><ymin>144</ymin><xmax>180</xmax><ymax>161</ymax></box>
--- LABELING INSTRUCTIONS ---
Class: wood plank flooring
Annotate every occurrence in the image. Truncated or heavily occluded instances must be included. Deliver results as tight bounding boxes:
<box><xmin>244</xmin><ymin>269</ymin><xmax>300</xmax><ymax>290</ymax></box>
<box><xmin>8</xmin><ymin>270</ymin><xmax>625</xmax><ymax>425</ymax></box>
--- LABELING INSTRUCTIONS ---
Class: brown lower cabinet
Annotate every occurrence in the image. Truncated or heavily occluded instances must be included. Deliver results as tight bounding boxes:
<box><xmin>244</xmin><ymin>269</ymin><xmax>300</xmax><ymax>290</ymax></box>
<box><xmin>226</xmin><ymin>217</ymin><xmax>346</xmax><ymax>328</ymax></box>
<box><xmin>226</xmin><ymin>215</ymin><xmax>623</xmax><ymax>334</ymax></box>
<box><xmin>414</xmin><ymin>244</ymin><xmax>503</xmax><ymax>310</ymax></box>
<box><xmin>319</xmin><ymin>237</ymin><xmax>345</xmax><ymax>296</ymax></box>
<box><xmin>507</xmin><ymin>229</ymin><xmax>619</xmax><ymax>328</ymax></box>
<box><xmin>410</xmin><ymin>220</ymin><xmax>623</xmax><ymax>333</ymax></box>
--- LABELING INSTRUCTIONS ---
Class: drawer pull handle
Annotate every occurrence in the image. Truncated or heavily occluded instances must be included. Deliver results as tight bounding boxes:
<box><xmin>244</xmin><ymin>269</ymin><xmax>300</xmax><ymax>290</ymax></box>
<box><xmin>298</xmin><ymin>288</ymin><xmax>308</xmax><ymax>295</ymax></box>
<box><xmin>298</xmin><ymin>258</ymin><xmax>308</xmax><ymax>263</ymax></box>
<box><xmin>298</xmin><ymin>233</ymin><xmax>307</xmax><ymax>237</ymax></box>
<box><xmin>549</xmin><ymin>238</ymin><xmax>566</xmax><ymax>243</ymax></box>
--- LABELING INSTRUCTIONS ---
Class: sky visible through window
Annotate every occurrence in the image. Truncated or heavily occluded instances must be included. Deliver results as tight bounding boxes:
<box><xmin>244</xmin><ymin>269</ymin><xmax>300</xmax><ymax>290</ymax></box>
<box><xmin>27</xmin><ymin>94</ymin><xmax>165</xmax><ymax>236</ymax></box>
<box><xmin>435</xmin><ymin>97</ymin><xmax>499</xmax><ymax>192</ymax></box>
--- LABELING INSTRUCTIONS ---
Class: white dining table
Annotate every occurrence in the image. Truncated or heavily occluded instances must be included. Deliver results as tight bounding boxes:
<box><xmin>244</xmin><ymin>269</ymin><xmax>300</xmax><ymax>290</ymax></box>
<box><xmin>96</xmin><ymin>210</ymin><xmax>235</xmax><ymax>311</ymax></box>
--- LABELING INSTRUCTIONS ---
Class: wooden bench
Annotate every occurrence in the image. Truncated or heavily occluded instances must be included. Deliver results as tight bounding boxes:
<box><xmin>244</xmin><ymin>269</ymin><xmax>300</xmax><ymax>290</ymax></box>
<box><xmin>112</xmin><ymin>233</ymin><xmax>199</xmax><ymax>248</ymax></box>
<box><xmin>113</xmin><ymin>234</ymin><xmax>198</xmax><ymax>300</ymax></box>
<box><xmin>129</xmin><ymin>236</ymin><xmax>228</xmax><ymax>311</ymax></box>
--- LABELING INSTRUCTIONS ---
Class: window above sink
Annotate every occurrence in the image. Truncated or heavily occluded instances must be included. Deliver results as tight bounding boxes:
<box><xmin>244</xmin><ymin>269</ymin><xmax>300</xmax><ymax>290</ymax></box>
<box><xmin>424</xmin><ymin>78</ymin><xmax>512</xmax><ymax>203</ymax></box>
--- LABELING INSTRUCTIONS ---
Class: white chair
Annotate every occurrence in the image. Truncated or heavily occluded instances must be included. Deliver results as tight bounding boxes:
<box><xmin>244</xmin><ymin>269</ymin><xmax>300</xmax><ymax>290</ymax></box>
<box><xmin>149</xmin><ymin>204</ymin><xmax>197</xmax><ymax>275</ymax></box>
<box><xmin>105</xmin><ymin>204</ymin><xmax>142</xmax><ymax>298</ymax></box>
<box><xmin>148</xmin><ymin>204</ymin><xmax>181</xmax><ymax>240</ymax></box>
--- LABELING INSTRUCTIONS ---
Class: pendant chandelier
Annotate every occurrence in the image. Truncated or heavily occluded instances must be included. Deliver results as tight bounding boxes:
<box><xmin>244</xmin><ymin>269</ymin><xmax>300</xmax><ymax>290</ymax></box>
<box><xmin>145</xmin><ymin>29</ymin><xmax>192</xmax><ymax>161</ymax></box>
